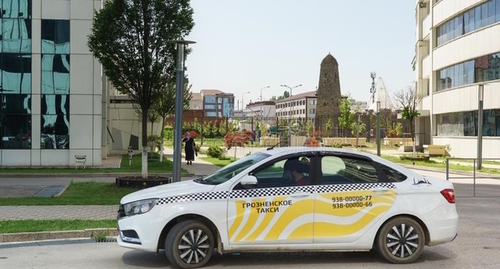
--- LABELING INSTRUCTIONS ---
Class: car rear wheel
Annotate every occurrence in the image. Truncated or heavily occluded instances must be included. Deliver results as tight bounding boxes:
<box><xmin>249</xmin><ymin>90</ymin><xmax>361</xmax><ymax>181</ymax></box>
<box><xmin>376</xmin><ymin>217</ymin><xmax>425</xmax><ymax>264</ymax></box>
<box><xmin>165</xmin><ymin>220</ymin><xmax>215</xmax><ymax>269</ymax></box>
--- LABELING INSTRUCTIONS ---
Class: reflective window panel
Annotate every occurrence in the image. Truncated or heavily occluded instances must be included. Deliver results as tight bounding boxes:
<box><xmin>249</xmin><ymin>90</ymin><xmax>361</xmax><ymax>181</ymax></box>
<box><xmin>1</xmin><ymin>0</ymin><xmax>32</xmax><ymax>19</ymax></box>
<box><xmin>41</xmin><ymin>54</ymin><xmax>69</xmax><ymax>94</ymax></box>
<box><xmin>41</xmin><ymin>114</ymin><xmax>69</xmax><ymax>149</ymax></box>
<box><xmin>41</xmin><ymin>94</ymin><xmax>69</xmax><ymax>149</ymax></box>
<box><xmin>1</xmin><ymin>114</ymin><xmax>30</xmax><ymax>149</ymax></box>
<box><xmin>41</xmin><ymin>20</ymin><xmax>69</xmax><ymax>54</ymax></box>
<box><xmin>1</xmin><ymin>53</ymin><xmax>31</xmax><ymax>94</ymax></box>
<box><xmin>0</xmin><ymin>93</ymin><xmax>30</xmax><ymax>114</ymax></box>
<box><xmin>1</xmin><ymin>18</ymin><xmax>32</xmax><ymax>53</ymax></box>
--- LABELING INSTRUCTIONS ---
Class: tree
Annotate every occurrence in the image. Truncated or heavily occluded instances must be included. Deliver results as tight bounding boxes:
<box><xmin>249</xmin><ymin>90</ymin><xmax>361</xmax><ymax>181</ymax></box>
<box><xmin>393</xmin><ymin>84</ymin><xmax>421</xmax><ymax>156</ymax></box>
<box><xmin>350</xmin><ymin>120</ymin><xmax>366</xmax><ymax>139</ymax></box>
<box><xmin>338</xmin><ymin>96</ymin><xmax>355</xmax><ymax>138</ymax></box>
<box><xmin>325</xmin><ymin>118</ymin><xmax>332</xmax><ymax>137</ymax></box>
<box><xmin>224</xmin><ymin>130</ymin><xmax>252</xmax><ymax>160</ymax></box>
<box><xmin>150</xmin><ymin>113</ymin><xmax>160</xmax><ymax>135</ymax></box>
<box><xmin>88</xmin><ymin>0</ymin><xmax>194</xmax><ymax>179</ymax></box>
<box><xmin>151</xmin><ymin>83</ymin><xmax>192</xmax><ymax>162</ymax></box>
<box><xmin>306</xmin><ymin>120</ymin><xmax>313</xmax><ymax>137</ymax></box>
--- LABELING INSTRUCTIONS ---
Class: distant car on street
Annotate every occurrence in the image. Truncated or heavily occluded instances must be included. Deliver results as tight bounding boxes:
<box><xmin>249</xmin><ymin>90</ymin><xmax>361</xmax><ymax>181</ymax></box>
<box><xmin>117</xmin><ymin>147</ymin><xmax>458</xmax><ymax>268</ymax></box>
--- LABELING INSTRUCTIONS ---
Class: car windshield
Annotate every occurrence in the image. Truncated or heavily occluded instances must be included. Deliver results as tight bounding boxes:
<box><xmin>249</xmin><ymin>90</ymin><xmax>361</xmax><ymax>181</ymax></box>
<box><xmin>201</xmin><ymin>152</ymin><xmax>271</xmax><ymax>185</ymax></box>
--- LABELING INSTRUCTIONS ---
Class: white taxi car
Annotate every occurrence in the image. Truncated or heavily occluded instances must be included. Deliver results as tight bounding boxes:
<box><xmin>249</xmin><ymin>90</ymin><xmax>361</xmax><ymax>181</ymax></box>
<box><xmin>117</xmin><ymin>147</ymin><xmax>458</xmax><ymax>268</ymax></box>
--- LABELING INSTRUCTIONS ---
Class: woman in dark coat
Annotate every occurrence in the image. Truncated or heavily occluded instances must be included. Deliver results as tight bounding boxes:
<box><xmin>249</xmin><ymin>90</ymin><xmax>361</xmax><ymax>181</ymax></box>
<box><xmin>182</xmin><ymin>132</ymin><xmax>195</xmax><ymax>165</ymax></box>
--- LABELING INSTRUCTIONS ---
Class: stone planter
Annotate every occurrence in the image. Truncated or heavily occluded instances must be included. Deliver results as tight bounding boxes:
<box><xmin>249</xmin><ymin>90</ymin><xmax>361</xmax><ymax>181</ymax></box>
<box><xmin>115</xmin><ymin>176</ymin><xmax>172</xmax><ymax>188</ymax></box>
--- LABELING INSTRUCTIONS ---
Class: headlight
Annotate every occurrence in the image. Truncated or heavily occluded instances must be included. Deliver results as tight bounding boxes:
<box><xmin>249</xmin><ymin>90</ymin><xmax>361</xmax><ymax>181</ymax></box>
<box><xmin>123</xmin><ymin>199</ymin><xmax>157</xmax><ymax>216</ymax></box>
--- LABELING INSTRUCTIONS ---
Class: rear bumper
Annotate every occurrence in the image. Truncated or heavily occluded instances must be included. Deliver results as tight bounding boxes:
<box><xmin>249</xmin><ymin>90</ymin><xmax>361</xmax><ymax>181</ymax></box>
<box><xmin>423</xmin><ymin>205</ymin><xmax>459</xmax><ymax>246</ymax></box>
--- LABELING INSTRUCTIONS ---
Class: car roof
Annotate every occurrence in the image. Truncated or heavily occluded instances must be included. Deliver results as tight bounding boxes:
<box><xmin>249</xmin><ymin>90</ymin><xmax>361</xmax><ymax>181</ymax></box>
<box><xmin>264</xmin><ymin>146</ymin><xmax>376</xmax><ymax>159</ymax></box>
<box><xmin>263</xmin><ymin>146</ymin><xmax>418</xmax><ymax>178</ymax></box>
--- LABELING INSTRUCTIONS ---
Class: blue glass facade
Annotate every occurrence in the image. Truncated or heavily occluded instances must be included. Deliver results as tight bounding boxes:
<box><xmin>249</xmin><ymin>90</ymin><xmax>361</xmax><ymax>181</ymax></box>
<box><xmin>0</xmin><ymin>0</ymin><xmax>32</xmax><ymax>149</ymax></box>
<box><xmin>41</xmin><ymin>19</ymin><xmax>70</xmax><ymax>149</ymax></box>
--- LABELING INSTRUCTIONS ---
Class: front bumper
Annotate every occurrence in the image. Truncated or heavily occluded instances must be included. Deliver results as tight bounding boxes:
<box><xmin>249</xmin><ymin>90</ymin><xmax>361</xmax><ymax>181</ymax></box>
<box><xmin>117</xmin><ymin>211</ymin><xmax>168</xmax><ymax>252</ymax></box>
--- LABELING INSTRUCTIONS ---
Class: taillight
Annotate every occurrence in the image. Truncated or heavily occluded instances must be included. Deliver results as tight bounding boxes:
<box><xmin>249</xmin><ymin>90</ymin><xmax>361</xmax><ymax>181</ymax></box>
<box><xmin>441</xmin><ymin>189</ymin><xmax>455</xmax><ymax>203</ymax></box>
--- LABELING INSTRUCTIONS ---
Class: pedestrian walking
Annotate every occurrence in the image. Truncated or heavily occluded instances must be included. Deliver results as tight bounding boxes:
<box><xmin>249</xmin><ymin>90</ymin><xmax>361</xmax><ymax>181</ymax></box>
<box><xmin>182</xmin><ymin>132</ymin><xmax>196</xmax><ymax>165</ymax></box>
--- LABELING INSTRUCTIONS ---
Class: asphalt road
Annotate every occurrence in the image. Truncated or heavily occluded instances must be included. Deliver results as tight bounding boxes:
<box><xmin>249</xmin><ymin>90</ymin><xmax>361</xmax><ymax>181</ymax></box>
<box><xmin>0</xmin><ymin>193</ymin><xmax>499</xmax><ymax>269</ymax></box>
<box><xmin>1</xmin><ymin>184</ymin><xmax>499</xmax><ymax>268</ymax></box>
<box><xmin>0</xmin><ymin>169</ymin><xmax>499</xmax><ymax>268</ymax></box>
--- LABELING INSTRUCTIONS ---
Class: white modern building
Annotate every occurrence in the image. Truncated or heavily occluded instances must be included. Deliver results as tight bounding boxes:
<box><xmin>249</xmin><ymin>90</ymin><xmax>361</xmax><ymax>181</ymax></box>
<box><xmin>244</xmin><ymin>101</ymin><xmax>276</xmax><ymax>122</ymax></box>
<box><xmin>0</xmin><ymin>0</ymin><xmax>104</xmax><ymax>166</ymax></box>
<box><xmin>415</xmin><ymin>0</ymin><xmax>500</xmax><ymax>158</ymax></box>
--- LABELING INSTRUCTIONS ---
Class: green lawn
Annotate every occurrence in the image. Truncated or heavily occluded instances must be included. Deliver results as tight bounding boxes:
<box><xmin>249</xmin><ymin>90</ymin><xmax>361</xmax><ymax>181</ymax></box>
<box><xmin>0</xmin><ymin>182</ymin><xmax>138</xmax><ymax>234</ymax></box>
<box><xmin>0</xmin><ymin>182</ymin><xmax>140</xmax><ymax>206</ymax></box>
<box><xmin>0</xmin><ymin>220</ymin><xmax>116</xmax><ymax>234</ymax></box>
<box><xmin>383</xmin><ymin>155</ymin><xmax>500</xmax><ymax>175</ymax></box>
<box><xmin>199</xmin><ymin>156</ymin><xmax>235</xmax><ymax>167</ymax></box>
<box><xmin>0</xmin><ymin>153</ymin><xmax>187</xmax><ymax>174</ymax></box>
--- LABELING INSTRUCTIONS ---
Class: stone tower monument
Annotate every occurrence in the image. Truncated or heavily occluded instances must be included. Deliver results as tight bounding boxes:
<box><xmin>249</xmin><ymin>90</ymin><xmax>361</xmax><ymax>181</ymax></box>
<box><xmin>315</xmin><ymin>53</ymin><xmax>342</xmax><ymax>136</ymax></box>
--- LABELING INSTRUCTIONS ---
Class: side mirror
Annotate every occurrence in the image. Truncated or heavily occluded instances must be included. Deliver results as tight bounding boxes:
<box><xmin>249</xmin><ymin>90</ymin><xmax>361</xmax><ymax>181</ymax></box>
<box><xmin>240</xmin><ymin>175</ymin><xmax>258</xmax><ymax>189</ymax></box>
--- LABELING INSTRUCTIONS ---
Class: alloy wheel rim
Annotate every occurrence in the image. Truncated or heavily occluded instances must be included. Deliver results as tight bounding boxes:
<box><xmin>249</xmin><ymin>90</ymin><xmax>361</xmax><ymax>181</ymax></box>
<box><xmin>178</xmin><ymin>228</ymin><xmax>210</xmax><ymax>264</ymax></box>
<box><xmin>385</xmin><ymin>223</ymin><xmax>419</xmax><ymax>259</ymax></box>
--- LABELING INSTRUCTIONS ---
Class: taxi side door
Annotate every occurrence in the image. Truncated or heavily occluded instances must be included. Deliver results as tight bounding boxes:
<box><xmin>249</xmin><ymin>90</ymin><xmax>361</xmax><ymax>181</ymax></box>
<box><xmin>227</xmin><ymin>154</ymin><xmax>317</xmax><ymax>246</ymax></box>
<box><xmin>313</xmin><ymin>153</ymin><xmax>397</xmax><ymax>244</ymax></box>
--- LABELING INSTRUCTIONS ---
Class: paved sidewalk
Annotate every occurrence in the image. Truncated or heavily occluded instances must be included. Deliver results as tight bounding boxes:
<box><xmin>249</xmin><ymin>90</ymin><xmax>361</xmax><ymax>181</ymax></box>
<box><xmin>0</xmin><ymin>205</ymin><xmax>117</xmax><ymax>221</ymax></box>
<box><xmin>0</xmin><ymin>149</ymin><xmax>224</xmax><ymax>243</ymax></box>
<box><xmin>0</xmin><ymin>148</ymin><xmax>227</xmax><ymax>223</ymax></box>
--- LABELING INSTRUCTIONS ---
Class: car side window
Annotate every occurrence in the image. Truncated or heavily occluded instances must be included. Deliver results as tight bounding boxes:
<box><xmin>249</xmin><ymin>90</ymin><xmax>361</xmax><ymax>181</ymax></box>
<box><xmin>321</xmin><ymin>156</ymin><xmax>378</xmax><ymax>184</ymax></box>
<box><xmin>253</xmin><ymin>156</ymin><xmax>312</xmax><ymax>188</ymax></box>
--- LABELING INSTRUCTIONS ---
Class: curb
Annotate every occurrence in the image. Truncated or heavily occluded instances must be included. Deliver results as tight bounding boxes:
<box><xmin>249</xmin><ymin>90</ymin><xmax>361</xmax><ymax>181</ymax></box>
<box><xmin>0</xmin><ymin>173</ymin><xmax>196</xmax><ymax>178</ymax></box>
<box><xmin>0</xmin><ymin>228</ymin><xmax>118</xmax><ymax>243</ymax></box>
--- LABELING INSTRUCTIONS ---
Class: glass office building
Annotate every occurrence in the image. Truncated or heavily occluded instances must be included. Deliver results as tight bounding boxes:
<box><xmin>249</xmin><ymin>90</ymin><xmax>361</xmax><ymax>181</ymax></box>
<box><xmin>0</xmin><ymin>0</ymin><xmax>103</xmax><ymax>166</ymax></box>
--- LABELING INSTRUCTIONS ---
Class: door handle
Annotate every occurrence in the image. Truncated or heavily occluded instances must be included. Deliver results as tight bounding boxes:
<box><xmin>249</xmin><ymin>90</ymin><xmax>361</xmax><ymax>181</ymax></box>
<box><xmin>291</xmin><ymin>192</ymin><xmax>311</xmax><ymax>198</ymax></box>
<box><xmin>371</xmin><ymin>188</ymin><xmax>390</xmax><ymax>193</ymax></box>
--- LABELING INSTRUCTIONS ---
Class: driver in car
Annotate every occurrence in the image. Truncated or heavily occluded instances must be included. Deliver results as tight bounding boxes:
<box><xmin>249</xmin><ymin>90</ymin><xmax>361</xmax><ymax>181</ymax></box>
<box><xmin>284</xmin><ymin>159</ymin><xmax>309</xmax><ymax>186</ymax></box>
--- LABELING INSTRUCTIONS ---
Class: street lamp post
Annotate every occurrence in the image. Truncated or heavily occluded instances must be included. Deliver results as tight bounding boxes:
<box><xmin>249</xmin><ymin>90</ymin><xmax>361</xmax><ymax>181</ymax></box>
<box><xmin>355</xmin><ymin>112</ymin><xmax>361</xmax><ymax>148</ymax></box>
<box><xmin>280</xmin><ymin>84</ymin><xmax>302</xmax><ymax>144</ymax></box>
<box><xmin>368</xmin><ymin>72</ymin><xmax>376</xmax><ymax>143</ymax></box>
<box><xmin>259</xmin><ymin>86</ymin><xmax>270</xmax><ymax>141</ymax></box>
<box><xmin>376</xmin><ymin>101</ymin><xmax>381</xmax><ymax>156</ymax></box>
<box><xmin>170</xmin><ymin>40</ymin><xmax>195</xmax><ymax>183</ymax></box>
<box><xmin>242</xmin><ymin>91</ymin><xmax>250</xmax><ymax>121</ymax></box>
<box><xmin>477</xmin><ymin>84</ymin><xmax>484</xmax><ymax>170</ymax></box>
<box><xmin>241</xmin><ymin>92</ymin><xmax>250</xmax><ymax>113</ymax></box>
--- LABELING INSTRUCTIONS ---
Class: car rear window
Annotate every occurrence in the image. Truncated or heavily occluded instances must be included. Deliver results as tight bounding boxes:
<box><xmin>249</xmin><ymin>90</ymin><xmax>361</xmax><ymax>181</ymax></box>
<box><xmin>380</xmin><ymin>165</ymin><xmax>407</xmax><ymax>182</ymax></box>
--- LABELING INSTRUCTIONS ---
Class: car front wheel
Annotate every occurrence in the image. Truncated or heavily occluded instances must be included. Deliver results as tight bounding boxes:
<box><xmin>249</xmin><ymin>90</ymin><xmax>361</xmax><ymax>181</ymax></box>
<box><xmin>165</xmin><ymin>220</ymin><xmax>215</xmax><ymax>269</ymax></box>
<box><xmin>376</xmin><ymin>217</ymin><xmax>425</xmax><ymax>264</ymax></box>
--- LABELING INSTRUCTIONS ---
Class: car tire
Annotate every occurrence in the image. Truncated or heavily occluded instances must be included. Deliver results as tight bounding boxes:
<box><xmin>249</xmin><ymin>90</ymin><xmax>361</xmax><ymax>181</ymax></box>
<box><xmin>165</xmin><ymin>220</ymin><xmax>215</xmax><ymax>269</ymax></box>
<box><xmin>376</xmin><ymin>217</ymin><xmax>425</xmax><ymax>264</ymax></box>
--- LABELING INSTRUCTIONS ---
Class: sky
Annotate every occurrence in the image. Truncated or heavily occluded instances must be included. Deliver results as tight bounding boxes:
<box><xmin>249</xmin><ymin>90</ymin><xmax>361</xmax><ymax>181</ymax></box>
<box><xmin>185</xmin><ymin>0</ymin><xmax>416</xmax><ymax>109</ymax></box>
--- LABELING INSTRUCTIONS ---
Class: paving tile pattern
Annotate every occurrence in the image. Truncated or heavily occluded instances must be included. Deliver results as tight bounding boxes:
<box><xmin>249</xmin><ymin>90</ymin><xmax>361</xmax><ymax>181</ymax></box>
<box><xmin>0</xmin><ymin>205</ymin><xmax>118</xmax><ymax>220</ymax></box>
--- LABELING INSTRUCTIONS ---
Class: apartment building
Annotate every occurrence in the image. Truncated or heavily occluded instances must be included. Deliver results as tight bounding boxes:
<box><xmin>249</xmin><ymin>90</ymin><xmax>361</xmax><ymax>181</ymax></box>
<box><xmin>275</xmin><ymin>91</ymin><xmax>317</xmax><ymax>124</ymax></box>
